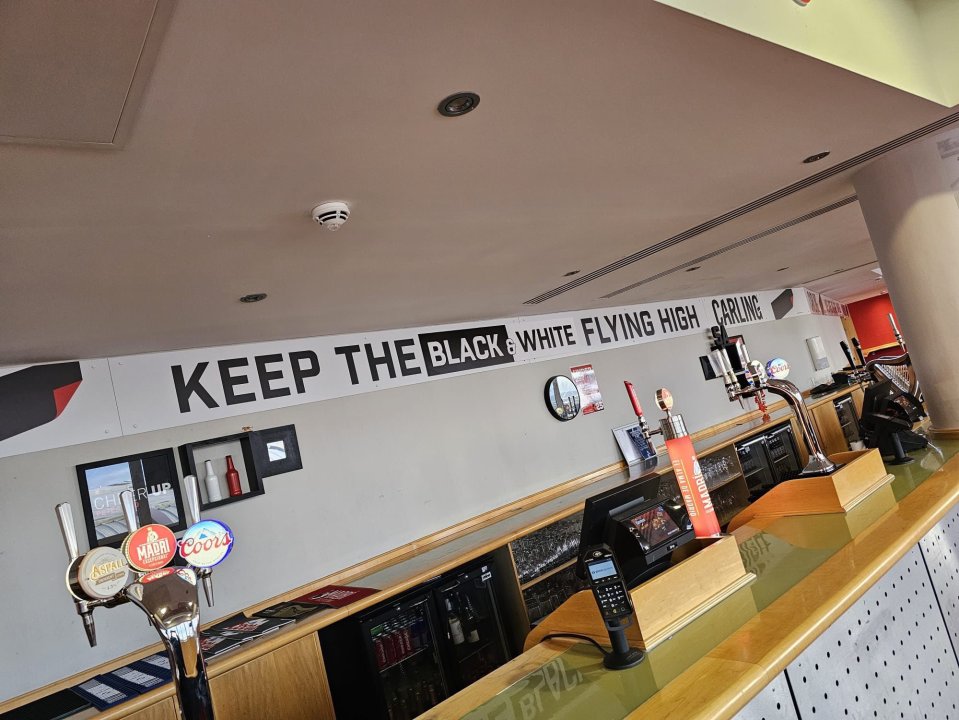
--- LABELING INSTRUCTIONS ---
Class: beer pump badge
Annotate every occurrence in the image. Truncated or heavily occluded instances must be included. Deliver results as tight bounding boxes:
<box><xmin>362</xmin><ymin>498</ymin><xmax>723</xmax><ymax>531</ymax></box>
<box><xmin>766</xmin><ymin>358</ymin><xmax>790</xmax><ymax>380</ymax></box>
<box><xmin>78</xmin><ymin>546</ymin><xmax>131</xmax><ymax>599</ymax></box>
<box><xmin>123</xmin><ymin>524</ymin><xmax>177</xmax><ymax>572</ymax></box>
<box><xmin>179</xmin><ymin>520</ymin><xmax>234</xmax><ymax>568</ymax></box>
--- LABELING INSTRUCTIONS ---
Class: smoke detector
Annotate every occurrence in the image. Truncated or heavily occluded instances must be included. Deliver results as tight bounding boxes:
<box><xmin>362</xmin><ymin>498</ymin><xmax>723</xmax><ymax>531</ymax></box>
<box><xmin>311</xmin><ymin>201</ymin><xmax>351</xmax><ymax>231</ymax></box>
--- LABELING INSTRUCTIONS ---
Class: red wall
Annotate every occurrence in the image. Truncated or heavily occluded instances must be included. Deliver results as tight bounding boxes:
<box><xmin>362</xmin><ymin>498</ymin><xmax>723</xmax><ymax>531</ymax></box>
<box><xmin>848</xmin><ymin>294</ymin><xmax>902</xmax><ymax>351</ymax></box>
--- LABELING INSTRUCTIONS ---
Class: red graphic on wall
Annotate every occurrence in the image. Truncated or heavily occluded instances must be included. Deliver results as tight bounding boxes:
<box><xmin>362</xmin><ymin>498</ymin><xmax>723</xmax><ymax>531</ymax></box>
<box><xmin>0</xmin><ymin>362</ymin><xmax>83</xmax><ymax>442</ymax></box>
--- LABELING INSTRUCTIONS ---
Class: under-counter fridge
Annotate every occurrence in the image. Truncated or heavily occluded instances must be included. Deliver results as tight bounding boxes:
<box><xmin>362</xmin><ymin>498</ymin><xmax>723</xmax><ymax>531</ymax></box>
<box><xmin>320</xmin><ymin>559</ymin><xmax>510</xmax><ymax>719</ymax></box>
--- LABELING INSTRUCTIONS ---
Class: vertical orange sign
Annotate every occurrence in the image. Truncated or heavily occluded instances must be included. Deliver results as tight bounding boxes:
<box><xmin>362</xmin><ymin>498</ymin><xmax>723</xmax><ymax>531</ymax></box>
<box><xmin>665</xmin><ymin>436</ymin><xmax>722</xmax><ymax>537</ymax></box>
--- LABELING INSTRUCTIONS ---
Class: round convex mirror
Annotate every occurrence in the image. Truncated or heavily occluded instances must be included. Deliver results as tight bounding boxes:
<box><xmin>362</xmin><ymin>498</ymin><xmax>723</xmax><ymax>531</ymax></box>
<box><xmin>544</xmin><ymin>376</ymin><xmax>582</xmax><ymax>421</ymax></box>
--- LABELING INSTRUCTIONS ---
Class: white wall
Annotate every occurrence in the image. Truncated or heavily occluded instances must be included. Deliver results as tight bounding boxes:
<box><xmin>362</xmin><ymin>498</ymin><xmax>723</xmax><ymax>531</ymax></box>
<box><xmin>0</xmin><ymin>313</ymin><xmax>846</xmax><ymax>701</ymax></box>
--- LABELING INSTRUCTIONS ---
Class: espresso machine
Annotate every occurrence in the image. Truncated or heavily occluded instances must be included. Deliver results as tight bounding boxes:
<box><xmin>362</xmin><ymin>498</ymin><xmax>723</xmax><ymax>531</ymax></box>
<box><xmin>55</xmin><ymin>476</ymin><xmax>234</xmax><ymax>720</ymax></box>
<box><xmin>707</xmin><ymin>325</ymin><xmax>837</xmax><ymax>477</ymax></box>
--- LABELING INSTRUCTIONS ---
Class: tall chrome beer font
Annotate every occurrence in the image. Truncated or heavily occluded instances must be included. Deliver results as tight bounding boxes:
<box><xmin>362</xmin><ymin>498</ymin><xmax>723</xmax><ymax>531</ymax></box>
<box><xmin>55</xmin><ymin>475</ymin><xmax>234</xmax><ymax>720</ymax></box>
<box><xmin>707</xmin><ymin>325</ymin><xmax>837</xmax><ymax>477</ymax></box>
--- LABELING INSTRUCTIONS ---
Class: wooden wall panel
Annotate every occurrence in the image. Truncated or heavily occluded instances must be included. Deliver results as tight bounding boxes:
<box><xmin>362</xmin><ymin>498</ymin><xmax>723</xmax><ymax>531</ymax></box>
<box><xmin>210</xmin><ymin>635</ymin><xmax>334</xmax><ymax>720</ymax></box>
<box><xmin>125</xmin><ymin>699</ymin><xmax>178</xmax><ymax>720</ymax></box>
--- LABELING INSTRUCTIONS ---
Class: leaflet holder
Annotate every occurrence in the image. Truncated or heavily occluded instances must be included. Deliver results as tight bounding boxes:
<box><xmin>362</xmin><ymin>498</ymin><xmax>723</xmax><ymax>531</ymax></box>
<box><xmin>726</xmin><ymin>449</ymin><xmax>893</xmax><ymax>532</ymax></box>
<box><xmin>525</xmin><ymin>534</ymin><xmax>754</xmax><ymax>652</ymax></box>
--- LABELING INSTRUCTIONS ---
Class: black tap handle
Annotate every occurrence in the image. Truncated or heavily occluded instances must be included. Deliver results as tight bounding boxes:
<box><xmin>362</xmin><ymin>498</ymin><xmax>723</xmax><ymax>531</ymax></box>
<box><xmin>851</xmin><ymin>337</ymin><xmax>866</xmax><ymax>366</ymax></box>
<box><xmin>840</xmin><ymin>341</ymin><xmax>856</xmax><ymax>369</ymax></box>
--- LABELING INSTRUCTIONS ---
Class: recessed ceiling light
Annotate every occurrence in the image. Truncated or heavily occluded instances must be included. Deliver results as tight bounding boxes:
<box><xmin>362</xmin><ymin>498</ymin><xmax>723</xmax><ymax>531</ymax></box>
<box><xmin>239</xmin><ymin>293</ymin><xmax>267</xmax><ymax>303</ymax></box>
<box><xmin>777</xmin><ymin>267</ymin><xmax>790</xmax><ymax>272</ymax></box>
<box><xmin>563</xmin><ymin>270</ymin><xmax>580</xmax><ymax>277</ymax></box>
<box><xmin>803</xmin><ymin>151</ymin><xmax>831</xmax><ymax>164</ymax></box>
<box><xmin>685</xmin><ymin>266</ymin><xmax>701</xmax><ymax>272</ymax></box>
<box><xmin>438</xmin><ymin>92</ymin><xmax>480</xmax><ymax>117</ymax></box>
<box><xmin>871</xmin><ymin>268</ymin><xmax>883</xmax><ymax>277</ymax></box>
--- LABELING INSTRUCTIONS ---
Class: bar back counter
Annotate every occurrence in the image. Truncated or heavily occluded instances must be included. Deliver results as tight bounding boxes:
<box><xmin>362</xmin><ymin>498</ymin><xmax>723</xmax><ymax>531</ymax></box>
<box><xmin>9</xmin><ymin>385</ymin><xmax>959</xmax><ymax>720</ymax></box>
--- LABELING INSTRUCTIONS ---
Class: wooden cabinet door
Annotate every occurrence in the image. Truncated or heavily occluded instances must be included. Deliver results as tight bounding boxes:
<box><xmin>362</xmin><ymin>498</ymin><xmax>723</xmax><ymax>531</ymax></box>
<box><xmin>210</xmin><ymin>635</ymin><xmax>335</xmax><ymax>720</ymax></box>
<box><xmin>126</xmin><ymin>699</ymin><xmax>178</xmax><ymax>720</ymax></box>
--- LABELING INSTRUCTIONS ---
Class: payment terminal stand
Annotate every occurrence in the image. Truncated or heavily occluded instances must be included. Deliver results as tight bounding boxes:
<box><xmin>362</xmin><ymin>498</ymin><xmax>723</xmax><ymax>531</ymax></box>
<box><xmin>582</xmin><ymin>545</ymin><xmax>645</xmax><ymax>670</ymax></box>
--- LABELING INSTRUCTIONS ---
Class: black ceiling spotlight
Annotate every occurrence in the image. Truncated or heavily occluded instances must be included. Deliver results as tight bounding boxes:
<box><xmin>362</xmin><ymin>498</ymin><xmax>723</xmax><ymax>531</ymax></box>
<box><xmin>438</xmin><ymin>92</ymin><xmax>480</xmax><ymax>117</ymax></box>
<box><xmin>563</xmin><ymin>270</ymin><xmax>581</xmax><ymax>277</ymax></box>
<box><xmin>777</xmin><ymin>266</ymin><xmax>790</xmax><ymax>272</ymax></box>
<box><xmin>239</xmin><ymin>293</ymin><xmax>268</xmax><ymax>303</ymax></box>
<box><xmin>803</xmin><ymin>151</ymin><xmax>831</xmax><ymax>164</ymax></box>
<box><xmin>685</xmin><ymin>266</ymin><xmax>701</xmax><ymax>272</ymax></box>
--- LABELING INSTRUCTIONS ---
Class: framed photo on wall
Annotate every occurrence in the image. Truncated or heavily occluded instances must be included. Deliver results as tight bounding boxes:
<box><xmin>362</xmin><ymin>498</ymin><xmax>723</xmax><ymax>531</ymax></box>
<box><xmin>250</xmin><ymin>425</ymin><xmax>302</xmax><ymax>477</ymax></box>
<box><xmin>76</xmin><ymin>448</ymin><xmax>186</xmax><ymax>548</ymax></box>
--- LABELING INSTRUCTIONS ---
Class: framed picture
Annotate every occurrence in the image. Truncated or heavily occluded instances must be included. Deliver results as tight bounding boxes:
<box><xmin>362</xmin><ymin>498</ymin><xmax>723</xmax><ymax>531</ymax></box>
<box><xmin>76</xmin><ymin>448</ymin><xmax>186</xmax><ymax>549</ymax></box>
<box><xmin>178</xmin><ymin>431</ymin><xmax>264</xmax><ymax>510</ymax></box>
<box><xmin>250</xmin><ymin>425</ymin><xmax>302</xmax><ymax>477</ymax></box>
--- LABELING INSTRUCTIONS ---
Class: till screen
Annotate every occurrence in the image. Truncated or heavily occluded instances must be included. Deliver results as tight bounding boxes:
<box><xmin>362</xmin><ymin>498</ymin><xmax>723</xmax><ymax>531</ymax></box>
<box><xmin>629</xmin><ymin>505</ymin><xmax>682</xmax><ymax>548</ymax></box>
<box><xmin>588</xmin><ymin>559</ymin><xmax>617</xmax><ymax>581</ymax></box>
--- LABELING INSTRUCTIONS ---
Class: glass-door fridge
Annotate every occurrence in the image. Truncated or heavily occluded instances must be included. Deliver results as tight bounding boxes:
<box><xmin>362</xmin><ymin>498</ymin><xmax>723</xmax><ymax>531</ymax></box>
<box><xmin>320</xmin><ymin>558</ymin><xmax>511</xmax><ymax>719</ymax></box>
<box><xmin>433</xmin><ymin>563</ymin><xmax>509</xmax><ymax>692</ymax></box>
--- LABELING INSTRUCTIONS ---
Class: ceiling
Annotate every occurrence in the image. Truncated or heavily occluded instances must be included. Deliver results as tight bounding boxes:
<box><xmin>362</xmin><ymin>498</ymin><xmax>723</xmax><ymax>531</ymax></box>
<box><xmin>1</xmin><ymin>0</ymin><xmax>955</xmax><ymax>365</ymax></box>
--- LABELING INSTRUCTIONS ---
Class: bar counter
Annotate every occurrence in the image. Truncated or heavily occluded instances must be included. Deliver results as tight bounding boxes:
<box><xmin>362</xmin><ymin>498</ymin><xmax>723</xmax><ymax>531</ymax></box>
<box><xmin>421</xmin><ymin>437</ymin><xmax>959</xmax><ymax>719</ymax></box>
<box><xmin>0</xmin><ymin>385</ymin><xmax>881</xmax><ymax>720</ymax></box>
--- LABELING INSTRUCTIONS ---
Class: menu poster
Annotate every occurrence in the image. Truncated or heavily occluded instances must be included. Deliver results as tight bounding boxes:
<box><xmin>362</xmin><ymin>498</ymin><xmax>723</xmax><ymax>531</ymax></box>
<box><xmin>199</xmin><ymin>634</ymin><xmax>246</xmax><ymax>658</ymax></box>
<box><xmin>205</xmin><ymin>613</ymin><xmax>295</xmax><ymax>640</ymax></box>
<box><xmin>102</xmin><ymin>665</ymin><xmax>167</xmax><ymax>694</ymax></box>
<box><xmin>569</xmin><ymin>364</ymin><xmax>604</xmax><ymax>414</ymax></box>
<box><xmin>132</xmin><ymin>653</ymin><xmax>172</xmax><ymax>681</ymax></box>
<box><xmin>293</xmin><ymin>584</ymin><xmax>379</xmax><ymax>608</ymax></box>
<box><xmin>71</xmin><ymin>677</ymin><xmax>138</xmax><ymax>710</ymax></box>
<box><xmin>253</xmin><ymin>601</ymin><xmax>325</xmax><ymax>620</ymax></box>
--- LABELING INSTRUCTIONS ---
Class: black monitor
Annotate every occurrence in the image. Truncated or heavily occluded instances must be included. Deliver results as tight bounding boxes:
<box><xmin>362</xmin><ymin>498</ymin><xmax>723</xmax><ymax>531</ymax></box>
<box><xmin>862</xmin><ymin>379</ymin><xmax>922</xmax><ymax>425</ymax></box>
<box><xmin>578</xmin><ymin>475</ymin><xmax>693</xmax><ymax>588</ymax></box>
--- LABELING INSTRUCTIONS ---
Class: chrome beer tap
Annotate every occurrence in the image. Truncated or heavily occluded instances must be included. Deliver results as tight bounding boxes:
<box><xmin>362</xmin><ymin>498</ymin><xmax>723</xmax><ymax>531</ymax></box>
<box><xmin>55</xmin><ymin>484</ymin><xmax>233</xmax><ymax>720</ymax></box>
<box><xmin>708</xmin><ymin>325</ymin><xmax>837</xmax><ymax>477</ymax></box>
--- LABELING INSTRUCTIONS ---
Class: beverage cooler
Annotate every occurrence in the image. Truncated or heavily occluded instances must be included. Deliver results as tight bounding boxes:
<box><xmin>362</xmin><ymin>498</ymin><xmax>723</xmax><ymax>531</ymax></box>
<box><xmin>320</xmin><ymin>559</ymin><xmax>510</xmax><ymax>719</ymax></box>
<box><xmin>735</xmin><ymin>422</ymin><xmax>801</xmax><ymax>499</ymax></box>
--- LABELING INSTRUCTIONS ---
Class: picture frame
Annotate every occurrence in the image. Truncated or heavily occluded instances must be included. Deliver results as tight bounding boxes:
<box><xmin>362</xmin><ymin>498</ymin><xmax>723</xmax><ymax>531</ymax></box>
<box><xmin>250</xmin><ymin>424</ymin><xmax>302</xmax><ymax>477</ymax></box>
<box><xmin>178</xmin><ymin>431</ymin><xmax>264</xmax><ymax>510</ymax></box>
<box><xmin>76</xmin><ymin>448</ymin><xmax>186</xmax><ymax>549</ymax></box>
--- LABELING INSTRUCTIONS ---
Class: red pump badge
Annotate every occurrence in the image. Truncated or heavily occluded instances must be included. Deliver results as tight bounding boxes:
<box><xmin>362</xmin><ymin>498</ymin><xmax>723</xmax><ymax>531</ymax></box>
<box><xmin>655</xmin><ymin>387</ymin><xmax>721</xmax><ymax>538</ymax></box>
<box><xmin>665</xmin><ymin>436</ymin><xmax>721</xmax><ymax>538</ymax></box>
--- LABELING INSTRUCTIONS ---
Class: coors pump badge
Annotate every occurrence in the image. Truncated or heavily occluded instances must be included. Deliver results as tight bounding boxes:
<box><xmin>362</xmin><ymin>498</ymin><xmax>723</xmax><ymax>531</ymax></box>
<box><xmin>54</xmin><ymin>476</ymin><xmax>236</xmax><ymax>720</ymax></box>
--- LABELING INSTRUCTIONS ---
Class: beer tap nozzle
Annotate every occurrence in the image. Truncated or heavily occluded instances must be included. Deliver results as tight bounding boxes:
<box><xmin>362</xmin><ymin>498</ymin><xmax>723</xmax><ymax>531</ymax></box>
<box><xmin>55</xmin><ymin>503</ymin><xmax>98</xmax><ymax>647</ymax></box>
<box><xmin>183</xmin><ymin>475</ymin><xmax>215</xmax><ymax>607</ymax></box>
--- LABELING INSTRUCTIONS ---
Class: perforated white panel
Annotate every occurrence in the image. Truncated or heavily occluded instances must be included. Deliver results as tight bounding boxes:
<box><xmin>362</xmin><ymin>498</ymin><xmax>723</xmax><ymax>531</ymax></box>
<box><xmin>786</xmin><ymin>546</ymin><xmax>959</xmax><ymax>719</ymax></box>
<box><xmin>920</xmin><ymin>503</ymin><xmax>959</xmax><ymax>652</ymax></box>
<box><xmin>731</xmin><ymin>672</ymin><xmax>799</xmax><ymax>720</ymax></box>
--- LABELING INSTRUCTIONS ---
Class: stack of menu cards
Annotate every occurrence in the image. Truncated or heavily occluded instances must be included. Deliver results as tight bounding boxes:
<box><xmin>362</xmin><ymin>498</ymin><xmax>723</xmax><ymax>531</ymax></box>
<box><xmin>200</xmin><ymin>613</ymin><xmax>296</xmax><ymax>657</ymax></box>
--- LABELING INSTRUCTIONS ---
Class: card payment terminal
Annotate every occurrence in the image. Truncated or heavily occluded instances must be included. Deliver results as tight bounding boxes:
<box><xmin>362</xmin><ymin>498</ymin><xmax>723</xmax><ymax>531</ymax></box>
<box><xmin>583</xmin><ymin>545</ymin><xmax>645</xmax><ymax>669</ymax></box>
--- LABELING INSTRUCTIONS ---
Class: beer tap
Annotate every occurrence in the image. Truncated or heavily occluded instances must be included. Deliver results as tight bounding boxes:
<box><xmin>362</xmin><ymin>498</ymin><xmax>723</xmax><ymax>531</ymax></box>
<box><xmin>839</xmin><ymin>341</ymin><xmax>872</xmax><ymax>384</ymax></box>
<box><xmin>183</xmin><ymin>475</ymin><xmax>215</xmax><ymax>607</ymax></box>
<box><xmin>888</xmin><ymin>313</ymin><xmax>906</xmax><ymax>351</ymax></box>
<box><xmin>708</xmin><ymin>325</ymin><xmax>837</xmax><ymax>477</ymax></box>
<box><xmin>55</xmin><ymin>503</ymin><xmax>100</xmax><ymax>647</ymax></box>
<box><xmin>55</xmin><ymin>481</ymin><xmax>234</xmax><ymax>720</ymax></box>
<box><xmin>624</xmin><ymin>381</ymin><xmax>661</xmax><ymax>445</ymax></box>
<box><xmin>851</xmin><ymin>337</ymin><xmax>867</xmax><ymax>367</ymax></box>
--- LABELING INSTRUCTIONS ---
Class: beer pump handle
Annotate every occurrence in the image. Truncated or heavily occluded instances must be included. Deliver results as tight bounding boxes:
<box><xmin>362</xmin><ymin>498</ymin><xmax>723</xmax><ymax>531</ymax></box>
<box><xmin>120</xmin><ymin>490</ymin><xmax>139</xmax><ymax>533</ymax></box>
<box><xmin>55</xmin><ymin>503</ymin><xmax>79</xmax><ymax>561</ymax></box>
<box><xmin>183</xmin><ymin>474</ymin><xmax>202</xmax><ymax>527</ymax></box>
<box><xmin>851</xmin><ymin>337</ymin><xmax>866</xmax><ymax>366</ymax></box>
<box><xmin>840</xmin><ymin>340</ymin><xmax>857</xmax><ymax>369</ymax></box>
<box><xmin>182</xmin><ymin>474</ymin><xmax>216</xmax><ymax>607</ymax></box>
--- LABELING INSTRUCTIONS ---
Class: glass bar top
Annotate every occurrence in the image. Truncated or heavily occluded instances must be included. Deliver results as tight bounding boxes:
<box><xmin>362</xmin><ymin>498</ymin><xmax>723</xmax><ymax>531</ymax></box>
<box><xmin>456</xmin><ymin>438</ymin><xmax>959</xmax><ymax>720</ymax></box>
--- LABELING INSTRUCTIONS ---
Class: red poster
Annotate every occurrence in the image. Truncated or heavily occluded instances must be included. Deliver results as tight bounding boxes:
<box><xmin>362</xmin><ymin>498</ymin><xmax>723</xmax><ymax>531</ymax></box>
<box><xmin>569</xmin><ymin>364</ymin><xmax>604</xmax><ymax>414</ymax></box>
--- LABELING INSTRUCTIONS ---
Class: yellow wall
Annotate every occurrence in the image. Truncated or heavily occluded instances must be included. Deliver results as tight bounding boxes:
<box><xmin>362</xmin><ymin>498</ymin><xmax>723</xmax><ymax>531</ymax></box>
<box><xmin>655</xmin><ymin>0</ymin><xmax>951</xmax><ymax>106</ymax></box>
